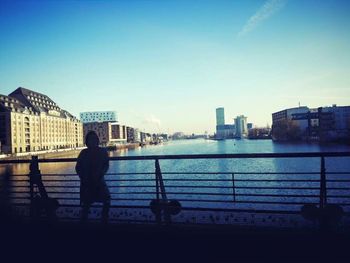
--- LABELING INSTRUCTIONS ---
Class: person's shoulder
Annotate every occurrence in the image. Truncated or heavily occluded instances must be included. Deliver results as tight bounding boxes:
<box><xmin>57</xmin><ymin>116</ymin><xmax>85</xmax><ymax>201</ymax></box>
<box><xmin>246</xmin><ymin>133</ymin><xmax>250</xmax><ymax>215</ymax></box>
<box><xmin>98</xmin><ymin>147</ymin><xmax>108</xmax><ymax>155</ymax></box>
<box><xmin>80</xmin><ymin>148</ymin><xmax>88</xmax><ymax>154</ymax></box>
<box><xmin>78</xmin><ymin>148</ymin><xmax>88</xmax><ymax>157</ymax></box>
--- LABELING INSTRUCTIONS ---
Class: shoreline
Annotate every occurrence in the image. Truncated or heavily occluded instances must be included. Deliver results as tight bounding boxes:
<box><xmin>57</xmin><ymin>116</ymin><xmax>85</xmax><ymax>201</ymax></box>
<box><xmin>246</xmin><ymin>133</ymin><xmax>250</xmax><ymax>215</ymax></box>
<box><xmin>0</xmin><ymin>143</ymin><xmax>146</xmax><ymax>160</ymax></box>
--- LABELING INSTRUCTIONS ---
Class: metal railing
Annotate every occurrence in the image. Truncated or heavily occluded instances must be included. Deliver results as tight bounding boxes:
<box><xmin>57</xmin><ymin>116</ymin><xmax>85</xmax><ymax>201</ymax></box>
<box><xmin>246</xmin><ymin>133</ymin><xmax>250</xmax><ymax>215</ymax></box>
<box><xmin>1</xmin><ymin>152</ymin><xmax>350</xmax><ymax>227</ymax></box>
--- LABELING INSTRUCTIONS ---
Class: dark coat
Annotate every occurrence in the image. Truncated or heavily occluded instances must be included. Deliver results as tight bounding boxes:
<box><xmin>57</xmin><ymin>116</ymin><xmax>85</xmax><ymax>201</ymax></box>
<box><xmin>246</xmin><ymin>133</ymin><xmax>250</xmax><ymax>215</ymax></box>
<box><xmin>75</xmin><ymin>147</ymin><xmax>110</xmax><ymax>204</ymax></box>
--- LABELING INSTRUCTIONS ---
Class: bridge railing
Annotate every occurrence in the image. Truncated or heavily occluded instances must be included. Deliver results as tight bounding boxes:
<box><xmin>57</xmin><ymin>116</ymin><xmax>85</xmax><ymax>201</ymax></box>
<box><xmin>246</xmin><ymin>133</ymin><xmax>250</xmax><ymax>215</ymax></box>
<box><xmin>1</xmin><ymin>152</ymin><xmax>350</xmax><ymax>227</ymax></box>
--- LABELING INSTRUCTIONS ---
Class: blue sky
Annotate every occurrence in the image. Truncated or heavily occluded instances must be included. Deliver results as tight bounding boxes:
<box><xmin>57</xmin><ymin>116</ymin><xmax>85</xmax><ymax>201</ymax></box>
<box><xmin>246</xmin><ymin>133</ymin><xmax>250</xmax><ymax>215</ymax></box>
<box><xmin>1</xmin><ymin>0</ymin><xmax>349</xmax><ymax>134</ymax></box>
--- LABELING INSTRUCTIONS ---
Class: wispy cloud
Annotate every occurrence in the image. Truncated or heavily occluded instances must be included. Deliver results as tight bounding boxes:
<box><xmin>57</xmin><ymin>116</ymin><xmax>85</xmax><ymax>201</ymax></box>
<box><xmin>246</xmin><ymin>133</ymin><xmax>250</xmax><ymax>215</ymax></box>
<box><xmin>238</xmin><ymin>0</ymin><xmax>288</xmax><ymax>37</ymax></box>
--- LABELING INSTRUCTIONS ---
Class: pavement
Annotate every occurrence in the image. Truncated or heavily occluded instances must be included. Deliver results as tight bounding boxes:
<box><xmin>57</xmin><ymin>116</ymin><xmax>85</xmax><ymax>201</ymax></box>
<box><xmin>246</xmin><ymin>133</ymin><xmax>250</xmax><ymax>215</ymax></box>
<box><xmin>1</xmin><ymin>216</ymin><xmax>350</xmax><ymax>262</ymax></box>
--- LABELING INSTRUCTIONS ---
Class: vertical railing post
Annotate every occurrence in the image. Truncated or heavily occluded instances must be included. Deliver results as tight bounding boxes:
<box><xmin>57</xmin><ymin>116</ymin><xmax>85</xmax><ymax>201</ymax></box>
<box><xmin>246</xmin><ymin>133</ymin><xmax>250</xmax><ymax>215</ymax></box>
<box><xmin>231</xmin><ymin>173</ymin><xmax>236</xmax><ymax>202</ymax></box>
<box><xmin>154</xmin><ymin>158</ymin><xmax>171</xmax><ymax>224</ymax></box>
<box><xmin>319</xmin><ymin>156</ymin><xmax>327</xmax><ymax>209</ymax></box>
<box><xmin>29</xmin><ymin>156</ymin><xmax>38</xmax><ymax>217</ymax></box>
<box><xmin>154</xmin><ymin>159</ymin><xmax>161</xmax><ymax>224</ymax></box>
<box><xmin>155</xmin><ymin>159</ymin><xmax>160</xmax><ymax>202</ymax></box>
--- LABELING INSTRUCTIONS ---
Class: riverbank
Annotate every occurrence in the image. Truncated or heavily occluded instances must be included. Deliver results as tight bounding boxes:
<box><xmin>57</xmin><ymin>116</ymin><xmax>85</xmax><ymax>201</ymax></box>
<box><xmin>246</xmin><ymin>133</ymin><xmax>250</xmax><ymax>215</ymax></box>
<box><xmin>0</xmin><ymin>142</ymin><xmax>147</xmax><ymax>160</ymax></box>
<box><xmin>0</xmin><ymin>147</ymin><xmax>86</xmax><ymax>160</ymax></box>
<box><xmin>104</xmin><ymin>143</ymin><xmax>141</xmax><ymax>151</ymax></box>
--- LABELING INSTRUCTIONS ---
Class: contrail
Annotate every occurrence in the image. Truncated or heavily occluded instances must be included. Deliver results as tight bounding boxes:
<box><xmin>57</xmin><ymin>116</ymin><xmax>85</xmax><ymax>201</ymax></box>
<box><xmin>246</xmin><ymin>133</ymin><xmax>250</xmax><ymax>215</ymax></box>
<box><xmin>238</xmin><ymin>0</ymin><xmax>288</xmax><ymax>37</ymax></box>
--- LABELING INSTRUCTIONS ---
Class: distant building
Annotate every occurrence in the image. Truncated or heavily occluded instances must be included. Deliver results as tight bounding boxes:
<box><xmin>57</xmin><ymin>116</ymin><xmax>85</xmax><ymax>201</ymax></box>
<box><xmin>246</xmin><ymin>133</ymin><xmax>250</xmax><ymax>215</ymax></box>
<box><xmin>248</xmin><ymin>127</ymin><xmax>271</xmax><ymax>139</ymax></box>
<box><xmin>216</xmin><ymin>124</ymin><xmax>235</xmax><ymax>139</ymax></box>
<box><xmin>83</xmin><ymin>122</ymin><xmax>127</xmax><ymax>146</ymax></box>
<box><xmin>0</xmin><ymin>87</ymin><xmax>83</xmax><ymax>154</ymax></box>
<box><xmin>133</xmin><ymin>128</ymin><xmax>141</xmax><ymax>142</ymax></box>
<box><xmin>216</xmin><ymin>108</ymin><xmax>225</xmax><ymax>126</ymax></box>
<box><xmin>234</xmin><ymin>115</ymin><xmax>248</xmax><ymax>138</ymax></box>
<box><xmin>172</xmin><ymin>132</ymin><xmax>185</xmax><ymax>140</ymax></box>
<box><xmin>126</xmin><ymin>126</ymin><xmax>135</xmax><ymax>143</ymax></box>
<box><xmin>318</xmin><ymin>105</ymin><xmax>350</xmax><ymax>142</ymax></box>
<box><xmin>247</xmin><ymin>123</ymin><xmax>253</xmax><ymax>130</ymax></box>
<box><xmin>80</xmin><ymin>111</ymin><xmax>117</xmax><ymax>123</ymax></box>
<box><xmin>272</xmin><ymin>106</ymin><xmax>310</xmax><ymax>131</ymax></box>
<box><xmin>272</xmin><ymin>105</ymin><xmax>350</xmax><ymax>142</ymax></box>
<box><xmin>141</xmin><ymin>132</ymin><xmax>152</xmax><ymax>143</ymax></box>
<box><xmin>215</xmin><ymin>107</ymin><xmax>236</xmax><ymax>139</ymax></box>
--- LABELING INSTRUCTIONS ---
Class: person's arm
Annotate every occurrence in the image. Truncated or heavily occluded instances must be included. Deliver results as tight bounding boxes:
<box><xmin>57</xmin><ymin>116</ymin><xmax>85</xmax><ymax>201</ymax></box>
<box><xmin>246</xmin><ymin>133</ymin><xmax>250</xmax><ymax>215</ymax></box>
<box><xmin>101</xmin><ymin>149</ymin><xmax>109</xmax><ymax>177</ymax></box>
<box><xmin>75</xmin><ymin>150</ymin><xmax>85</xmax><ymax>178</ymax></box>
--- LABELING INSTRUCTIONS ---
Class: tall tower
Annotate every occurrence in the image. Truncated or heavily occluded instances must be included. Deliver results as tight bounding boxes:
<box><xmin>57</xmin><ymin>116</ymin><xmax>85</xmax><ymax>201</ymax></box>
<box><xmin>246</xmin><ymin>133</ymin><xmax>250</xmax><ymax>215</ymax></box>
<box><xmin>215</xmin><ymin>107</ymin><xmax>226</xmax><ymax>139</ymax></box>
<box><xmin>216</xmin><ymin>107</ymin><xmax>225</xmax><ymax>126</ymax></box>
<box><xmin>234</xmin><ymin>115</ymin><xmax>248</xmax><ymax>138</ymax></box>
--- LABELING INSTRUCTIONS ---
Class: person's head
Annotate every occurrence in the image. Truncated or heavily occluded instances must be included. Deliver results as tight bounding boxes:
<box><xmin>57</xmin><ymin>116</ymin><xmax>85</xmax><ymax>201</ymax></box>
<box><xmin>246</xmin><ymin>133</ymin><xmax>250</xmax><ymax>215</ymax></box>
<box><xmin>85</xmin><ymin>131</ymin><xmax>100</xmax><ymax>148</ymax></box>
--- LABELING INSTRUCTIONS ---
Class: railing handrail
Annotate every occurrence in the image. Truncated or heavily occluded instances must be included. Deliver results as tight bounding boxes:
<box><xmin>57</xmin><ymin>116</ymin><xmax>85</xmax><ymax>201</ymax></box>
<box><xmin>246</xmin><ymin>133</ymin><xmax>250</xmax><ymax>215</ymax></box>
<box><xmin>1</xmin><ymin>151</ymin><xmax>350</xmax><ymax>164</ymax></box>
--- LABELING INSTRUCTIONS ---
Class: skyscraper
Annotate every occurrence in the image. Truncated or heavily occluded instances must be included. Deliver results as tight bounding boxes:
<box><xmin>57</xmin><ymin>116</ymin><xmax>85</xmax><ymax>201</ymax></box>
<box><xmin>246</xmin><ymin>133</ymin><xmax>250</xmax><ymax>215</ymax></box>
<box><xmin>234</xmin><ymin>115</ymin><xmax>248</xmax><ymax>138</ymax></box>
<box><xmin>216</xmin><ymin>107</ymin><xmax>225</xmax><ymax>126</ymax></box>
<box><xmin>215</xmin><ymin>107</ymin><xmax>235</xmax><ymax>139</ymax></box>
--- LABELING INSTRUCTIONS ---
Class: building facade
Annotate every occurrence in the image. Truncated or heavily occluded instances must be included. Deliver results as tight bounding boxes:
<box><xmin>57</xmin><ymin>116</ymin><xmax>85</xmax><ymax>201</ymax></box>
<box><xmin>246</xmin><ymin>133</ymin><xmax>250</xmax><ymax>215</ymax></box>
<box><xmin>0</xmin><ymin>87</ymin><xmax>83</xmax><ymax>154</ymax></box>
<box><xmin>272</xmin><ymin>106</ymin><xmax>310</xmax><ymax>132</ymax></box>
<box><xmin>80</xmin><ymin>111</ymin><xmax>117</xmax><ymax>123</ymax></box>
<box><xmin>216</xmin><ymin>108</ymin><xmax>225</xmax><ymax>126</ymax></box>
<box><xmin>216</xmin><ymin>124</ymin><xmax>235</xmax><ymax>139</ymax></box>
<box><xmin>126</xmin><ymin>126</ymin><xmax>135</xmax><ymax>143</ymax></box>
<box><xmin>83</xmin><ymin>122</ymin><xmax>127</xmax><ymax>146</ymax></box>
<box><xmin>318</xmin><ymin>105</ymin><xmax>350</xmax><ymax>142</ymax></box>
<box><xmin>272</xmin><ymin>105</ymin><xmax>350</xmax><ymax>142</ymax></box>
<box><xmin>234</xmin><ymin>115</ymin><xmax>248</xmax><ymax>138</ymax></box>
<box><xmin>215</xmin><ymin>107</ymin><xmax>236</xmax><ymax>139</ymax></box>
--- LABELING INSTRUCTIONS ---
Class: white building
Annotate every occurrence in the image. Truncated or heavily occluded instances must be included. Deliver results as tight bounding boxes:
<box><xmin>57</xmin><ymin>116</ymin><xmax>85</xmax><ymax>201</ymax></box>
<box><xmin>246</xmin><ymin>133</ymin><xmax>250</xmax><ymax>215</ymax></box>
<box><xmin>133</xmin><ymin>128</ymin><xmax>141</xmax><ymax>142</ymax></box>
<box><xmin>80</xmin><ymin>111</ymin><xmax>117</xmax><ymax>123</ymax></box>
<box><xmin>272</xmin><ymin>106</ymin><xmax>310</xmax><ymax>132</ymax></box>
<box><xmin>234</xmin><ymin>115</ymin><xmax>248</xmax><ymax>138</ymax></box>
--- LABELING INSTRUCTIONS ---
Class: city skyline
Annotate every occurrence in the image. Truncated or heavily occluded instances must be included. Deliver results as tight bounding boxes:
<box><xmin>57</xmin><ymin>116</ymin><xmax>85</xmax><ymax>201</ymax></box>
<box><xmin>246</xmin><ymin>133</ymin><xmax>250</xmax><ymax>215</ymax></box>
<box><xmin>1</xmin><ymin>0</ymin><xmax>350</xmax><ymax>134</ymax></box>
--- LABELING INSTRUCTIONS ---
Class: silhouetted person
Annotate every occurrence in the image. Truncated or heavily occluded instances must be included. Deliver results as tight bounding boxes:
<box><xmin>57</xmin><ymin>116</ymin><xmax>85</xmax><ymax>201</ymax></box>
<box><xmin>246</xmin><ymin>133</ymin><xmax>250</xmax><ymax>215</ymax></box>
<box><xmin>76</xmin><ymin>131</ymin><xmax>110</xmax><ymax>224</ymax></box>
<box><xmin>29</xmin><ymin>156</ymin><xmax>59</xmax><ymax>220</ymax></box>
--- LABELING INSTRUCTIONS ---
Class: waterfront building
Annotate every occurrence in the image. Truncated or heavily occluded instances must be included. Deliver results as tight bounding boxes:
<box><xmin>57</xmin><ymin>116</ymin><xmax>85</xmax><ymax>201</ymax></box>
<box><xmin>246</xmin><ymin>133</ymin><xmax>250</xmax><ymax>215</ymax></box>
<box><xmin>80</xmin><ymin>111</ymin><xmax>117</xmax><ymax>123</ymax></box>
<box><xmin>172</xmin><ymin>132</ymin><xmax>185</xmax><ymax>140</ymax></box>
<box><xmin>133</xmin><ymin>128</ymin><xmax>141</xmax><ymax>143</ymax></box>
<box><xmin>234</xmin><ymin>115</ymin><xmax>248</xmax><ymax>138</ymax></box>
<box><xmin>248</xmin><ymin>127</ymin><xmax>271</xmax><ymax>139</ymax></box>
<box><xmin>126</xmin><ymin>126</ymin><xmax>135</xmax><ymax>143</ymax></box>
<box><xmin>83</xmin><ymin>122</ymin><xmax>127</xmax><ymax>146</ymax></box>
<box><xmin>272</xmin><ymin>106</ymin><xmax>310</xmax><ymax>131</ymax></box>
<box><xmin>140</xmin><ymin>132</ymin><xmax>152</xmax><ymax>143</ymax></box>
<box><xmin>317</xmin><ymin>105</ymin><xmax>350</xmax><ymax>142</ymax></box>
<box><xmin>0</xmin><ymin>87</ymin><xmax>83</xmax><ymax>154</ymax></box>
<box><xmin>216</xmin><ymin>124</ymin><xmax>235</xmax><ymax>139</ymax></box>
<box><xmin>215</xmin><ymin>107</ymin><xmax>236</xmax><ymax>139</ymax></box>
<box><xmin>272</xmin><ymin>105</ymin><xmax>350</xmax><ymax>142</ymax></box>
<box><xmin>247</xmin><ymin>123</ymin><xmax>253</xmax><ymax>130</ymax></box>
<box><xmin>216</xmin><ymin>108</ymin><xmax>225</xmax><ymax>126</ymax></box>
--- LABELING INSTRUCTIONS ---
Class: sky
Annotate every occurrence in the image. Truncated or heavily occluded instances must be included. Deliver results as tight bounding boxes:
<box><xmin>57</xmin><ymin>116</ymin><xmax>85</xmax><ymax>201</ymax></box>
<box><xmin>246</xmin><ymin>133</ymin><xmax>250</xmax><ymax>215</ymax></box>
<box><xmin>1</xmin><ymin>0</ymin><xmax>350</xmax><ymax>134</ymax></box>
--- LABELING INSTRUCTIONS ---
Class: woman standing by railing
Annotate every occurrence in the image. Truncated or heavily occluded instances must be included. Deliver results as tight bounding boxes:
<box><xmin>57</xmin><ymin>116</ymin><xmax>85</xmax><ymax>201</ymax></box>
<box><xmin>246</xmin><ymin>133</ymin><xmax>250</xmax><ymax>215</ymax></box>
<box><xmin>76</xmin><ymin>131</ymin><xmax>111</xmax><ymax>224</ymax></box>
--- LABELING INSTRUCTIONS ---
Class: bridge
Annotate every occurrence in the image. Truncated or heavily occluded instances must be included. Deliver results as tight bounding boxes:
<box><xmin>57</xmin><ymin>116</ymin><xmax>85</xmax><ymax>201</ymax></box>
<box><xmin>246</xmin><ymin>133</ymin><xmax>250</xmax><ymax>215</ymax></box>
<box><xmin>1</xmin><ymin>152</ymin><xmax>350</xmax><ymax>230</ymax></box>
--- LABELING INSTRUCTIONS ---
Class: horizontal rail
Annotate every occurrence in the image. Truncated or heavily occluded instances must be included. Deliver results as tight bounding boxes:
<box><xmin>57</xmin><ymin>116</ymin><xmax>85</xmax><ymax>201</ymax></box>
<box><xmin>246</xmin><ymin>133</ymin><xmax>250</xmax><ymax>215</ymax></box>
<box><xmin>1</xmin><ymin>151</ymin><xmax>350</xmax><ymax>164</ymax></box>
<box><xmin>7</xmin><ymin>190</ymin><xmax>350</xmax><ymax>199</ymax></box>
<box><xmin>4</xmin><ymin>185</ymin><xmax>328</xmax><ymax>189</ymax></box>
<box><xmin>9</xmin><ymin>196</ymin><xmax>325</xmax><ymax>205</ymax></box>
<box><xmin>4</xmin><ymin>172</ymin><xmax>350</xmax><ymax>178</ymax></box>
<box><xmin>7</xmin><ymin>185</ymin><xmax>350</xmax><ymax>191</ymax></box>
